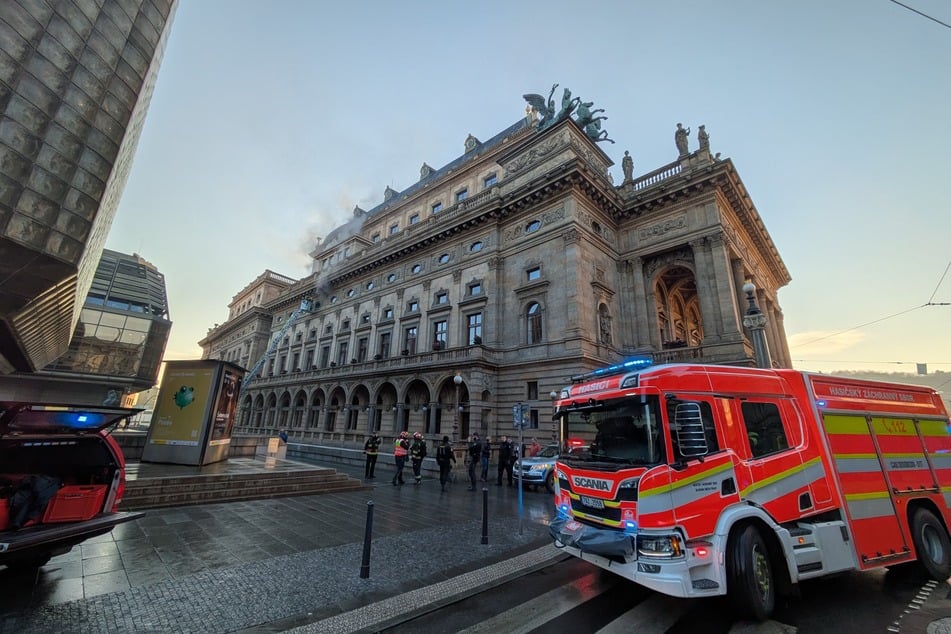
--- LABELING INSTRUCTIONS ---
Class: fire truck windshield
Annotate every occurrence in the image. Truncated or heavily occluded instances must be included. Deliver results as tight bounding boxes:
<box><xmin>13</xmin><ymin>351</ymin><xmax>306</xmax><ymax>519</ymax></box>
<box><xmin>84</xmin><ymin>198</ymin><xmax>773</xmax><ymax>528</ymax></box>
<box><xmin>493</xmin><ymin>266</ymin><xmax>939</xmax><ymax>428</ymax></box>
<box><xmin>561</xmin><ymin>396</ymin><xmax>666</xmax><ymax>467</ymax></box>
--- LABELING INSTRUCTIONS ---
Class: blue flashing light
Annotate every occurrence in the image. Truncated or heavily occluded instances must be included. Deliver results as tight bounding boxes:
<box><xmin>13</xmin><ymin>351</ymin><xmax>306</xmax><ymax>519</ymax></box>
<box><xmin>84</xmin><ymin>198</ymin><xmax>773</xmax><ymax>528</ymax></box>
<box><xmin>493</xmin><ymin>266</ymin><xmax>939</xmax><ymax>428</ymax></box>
<box><xmin>592</xmin><ymin>356</ymin><xmax>652</xmax><ymax>377</ymax></box>
<box><xmin>817</xmin><ymin>400</ymin><xmax>826</xmax><ymax>408</ymax></box>
<box><xmin>57</xmin><ymin>412</ymin><xmax>105</xmax><ymax>429</ymax></box>
<box><xmin>572</xmin><ymin>355</ymin><xmax>653</xmax><ymax>383</ymax></box>
<box><xmin>623</xmin><ymin>520</ymin><xmax>638</xmax><ymax>533</ymax></box>
<box><xmin>558</xmin><ymin>504</ymin><xmax>570</xmax><ymax>518</ymax></box>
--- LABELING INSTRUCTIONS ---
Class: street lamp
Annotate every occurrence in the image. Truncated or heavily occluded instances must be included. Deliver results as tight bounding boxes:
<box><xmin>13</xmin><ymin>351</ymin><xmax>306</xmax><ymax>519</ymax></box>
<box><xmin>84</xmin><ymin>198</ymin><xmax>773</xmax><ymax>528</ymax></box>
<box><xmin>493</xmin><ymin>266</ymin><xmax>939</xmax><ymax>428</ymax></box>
<box><xmin>452</xmin><ymin>373</ymin><xmax>463</xmax><ymax>443</ymax></box>
<box><xmin>742</xmin><ymin>281</ymin><xmax>771</xmax><ymax>369</ymax></box>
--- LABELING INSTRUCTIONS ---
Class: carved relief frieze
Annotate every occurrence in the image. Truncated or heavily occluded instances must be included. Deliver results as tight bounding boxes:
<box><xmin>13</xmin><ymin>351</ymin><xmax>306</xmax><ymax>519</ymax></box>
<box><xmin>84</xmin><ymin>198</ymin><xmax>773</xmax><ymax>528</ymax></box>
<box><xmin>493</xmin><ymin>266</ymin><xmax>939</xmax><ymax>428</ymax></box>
<box><xmin>568</xmin><ymin>134</ymin><xmax>608</xmax><ymax>175</ymax></box>
<box><xmin>576</xmin><ymin>209</ymin><xmax>614</xmax><ymax>244</ymax></box>
<box><xmin>637</xmin><ymin>214</ymin><xmax>688</xmax><ymax>245</ymax></box>
<box><xmin>644</xmin><ymin>248</ymin><xmax>694</xmax><ymax>279</ymax></box>
<box><xmin>487</xmin><ymin>256</ymin><xmax>504</xmax><ymax>270</ymax></box>
<box><xmin>563</xmin><ymin>227</ymin><xmax>581</xmax><ymax>244</ymax></box>
<box><xmin>502</xmin><ymin>134</ymin><xmax>565</xmax><ymax>175</ymax></box>
<box><xmin>541</xmin><ymin>203</ymin><xmax>566</xmax><ymax>225</ymax></box>
<box><xmin>503</xmin><ymin>204</ymin><xmax>564</xmax><ymax>243</ymax></box>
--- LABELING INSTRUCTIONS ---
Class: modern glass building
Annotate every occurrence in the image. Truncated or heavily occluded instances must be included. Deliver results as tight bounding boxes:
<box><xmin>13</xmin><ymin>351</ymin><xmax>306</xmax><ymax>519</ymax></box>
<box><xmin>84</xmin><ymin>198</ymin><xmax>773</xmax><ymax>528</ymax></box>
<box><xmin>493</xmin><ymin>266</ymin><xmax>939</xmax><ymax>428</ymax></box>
<box><xmin>1</xmin><ymin>248</ymin><xmax>170</xmax><ymax>405</ymax></box>
<box><xmin>0</xmin><ymin>0</ymin><xmax>177</xmax><ymax>374</ymax></box>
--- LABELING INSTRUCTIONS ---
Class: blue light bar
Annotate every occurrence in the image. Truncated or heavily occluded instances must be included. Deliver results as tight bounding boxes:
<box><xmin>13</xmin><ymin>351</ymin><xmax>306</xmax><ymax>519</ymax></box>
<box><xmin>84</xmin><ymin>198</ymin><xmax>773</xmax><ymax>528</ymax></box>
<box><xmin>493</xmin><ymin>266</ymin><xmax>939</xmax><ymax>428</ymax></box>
<box><xmin>571</xmin><ymin>356</ymin><xmax>653</xmax><ymax>383</ymax></box>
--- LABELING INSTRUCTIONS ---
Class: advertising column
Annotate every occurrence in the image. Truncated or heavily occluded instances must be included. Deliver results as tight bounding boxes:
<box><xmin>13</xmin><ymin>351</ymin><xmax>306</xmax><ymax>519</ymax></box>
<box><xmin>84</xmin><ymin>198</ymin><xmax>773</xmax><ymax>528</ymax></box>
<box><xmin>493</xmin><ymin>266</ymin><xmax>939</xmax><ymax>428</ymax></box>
<box><xmin>142</xmin><ymin>360</ymin><xmax>245</xmax><ymax>466</ymax></box>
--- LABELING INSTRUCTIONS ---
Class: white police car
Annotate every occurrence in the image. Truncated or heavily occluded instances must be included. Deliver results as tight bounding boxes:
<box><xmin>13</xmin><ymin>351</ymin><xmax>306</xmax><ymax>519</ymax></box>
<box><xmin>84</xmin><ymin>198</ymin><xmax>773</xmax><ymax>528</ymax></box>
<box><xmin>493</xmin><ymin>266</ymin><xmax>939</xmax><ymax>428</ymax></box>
<box><xmin>514</xmin><ymin>444</ymin><xmax>560</xmax><ymax>493</ymax></box>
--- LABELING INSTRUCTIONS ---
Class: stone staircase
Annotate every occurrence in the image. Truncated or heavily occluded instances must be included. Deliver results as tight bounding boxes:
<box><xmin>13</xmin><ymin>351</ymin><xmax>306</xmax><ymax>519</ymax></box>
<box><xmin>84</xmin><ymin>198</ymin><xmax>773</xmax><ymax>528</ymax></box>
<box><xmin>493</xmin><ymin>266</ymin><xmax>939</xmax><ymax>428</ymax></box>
<box><xmin>120</xmin><ymin>461</ymin><xmax>368</xmax><ymax>510</ymax></box>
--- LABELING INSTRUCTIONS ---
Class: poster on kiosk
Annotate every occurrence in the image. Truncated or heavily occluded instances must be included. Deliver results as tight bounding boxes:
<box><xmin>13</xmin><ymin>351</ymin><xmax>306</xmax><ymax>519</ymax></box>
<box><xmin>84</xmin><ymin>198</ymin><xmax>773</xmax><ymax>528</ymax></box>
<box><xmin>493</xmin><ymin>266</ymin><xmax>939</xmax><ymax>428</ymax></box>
<box><xmin>142</xmin><ymin>360</ymin><xmax>245</xmax><ymax>466</ymax></box>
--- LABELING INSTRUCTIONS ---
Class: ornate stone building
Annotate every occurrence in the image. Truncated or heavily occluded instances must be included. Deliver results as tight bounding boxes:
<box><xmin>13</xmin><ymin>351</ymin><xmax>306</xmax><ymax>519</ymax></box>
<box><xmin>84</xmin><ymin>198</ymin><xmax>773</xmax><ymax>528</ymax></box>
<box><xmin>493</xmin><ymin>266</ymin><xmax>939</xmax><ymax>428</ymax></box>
<box><xmin>202</xmin><ymin>101</ymin><xmax>790</xmax><ymax>445</ymax></box>
<box><xmin>198</xmin><ymin>269</ymin><xmax>296</xmax><ymax>372</ymax></box>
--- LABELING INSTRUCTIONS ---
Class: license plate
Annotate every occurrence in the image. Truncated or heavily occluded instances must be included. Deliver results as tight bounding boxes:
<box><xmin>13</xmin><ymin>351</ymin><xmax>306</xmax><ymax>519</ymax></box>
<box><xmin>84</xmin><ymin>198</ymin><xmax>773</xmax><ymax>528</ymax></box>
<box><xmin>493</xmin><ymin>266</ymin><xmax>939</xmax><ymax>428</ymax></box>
<box><xmin>580</xmin><ymin>495</ymin><xmax>604</xmax><ymax>509</ymax></box>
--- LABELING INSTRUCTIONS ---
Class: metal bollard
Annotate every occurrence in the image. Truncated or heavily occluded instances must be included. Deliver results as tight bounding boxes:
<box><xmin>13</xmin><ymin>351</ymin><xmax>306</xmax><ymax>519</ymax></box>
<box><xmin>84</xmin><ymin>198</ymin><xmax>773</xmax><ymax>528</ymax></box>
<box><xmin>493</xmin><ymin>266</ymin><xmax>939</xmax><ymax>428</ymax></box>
<box><xmin>481</xmin><ymin>487</ymin><xmax>489</xmax><ymax>545</ymax></box>
<box><xmin>360</xmin><ymin>500</ymin><xmax>374</xmax><ymax>579</ymax></box>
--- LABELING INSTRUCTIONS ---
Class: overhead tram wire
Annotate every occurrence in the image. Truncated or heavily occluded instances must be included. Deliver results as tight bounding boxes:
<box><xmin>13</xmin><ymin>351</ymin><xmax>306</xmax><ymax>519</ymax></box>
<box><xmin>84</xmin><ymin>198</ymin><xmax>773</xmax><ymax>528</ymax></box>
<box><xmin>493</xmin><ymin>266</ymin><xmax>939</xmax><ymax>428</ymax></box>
<box><xmin>796</xmin><ymin>262</ymin><xmax>951</xmax><ymax>349</ymax></box>
<box><xmin>927</xmin><ymin>258</ymin><xmax>951</xmax><ymax>304</ymax></box>
<box><xmin>792</xmin><ymin>359</ymin><xmax>951</xmax><ymax>366</ymax></box>
<box><xmin>793</xmin><ymin>304</ymin><xmax>926</xmax><ymax>349</ymax></box>
<box><xmin>888</xmin><ymin>0</ymin><xmax>951</xmax><ymax>30</ymax></box>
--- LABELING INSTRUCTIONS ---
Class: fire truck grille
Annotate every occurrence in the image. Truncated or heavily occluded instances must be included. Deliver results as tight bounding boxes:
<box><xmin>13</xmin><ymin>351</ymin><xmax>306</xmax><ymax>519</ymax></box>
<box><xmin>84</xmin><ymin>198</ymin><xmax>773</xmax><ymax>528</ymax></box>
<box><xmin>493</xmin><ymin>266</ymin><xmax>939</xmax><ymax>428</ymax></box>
<box><xmin>574</xmin><ymin>501</ymin><xmax>622</xmax><ymax>523</ymax></box>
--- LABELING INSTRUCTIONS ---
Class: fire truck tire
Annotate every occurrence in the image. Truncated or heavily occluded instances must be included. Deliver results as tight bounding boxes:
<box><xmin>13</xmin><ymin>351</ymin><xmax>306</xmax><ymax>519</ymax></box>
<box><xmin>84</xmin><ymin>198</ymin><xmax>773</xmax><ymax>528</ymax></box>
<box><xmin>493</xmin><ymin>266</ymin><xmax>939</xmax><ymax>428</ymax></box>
<box><xmin>727</xmin><ymin>524</ymin><xmax>775</xmax><ymax>621</ymax></box>
<box><xmin>911</xmin><ymin>508</ymin><xmax>951</xmax><ymax>581</ymax></box>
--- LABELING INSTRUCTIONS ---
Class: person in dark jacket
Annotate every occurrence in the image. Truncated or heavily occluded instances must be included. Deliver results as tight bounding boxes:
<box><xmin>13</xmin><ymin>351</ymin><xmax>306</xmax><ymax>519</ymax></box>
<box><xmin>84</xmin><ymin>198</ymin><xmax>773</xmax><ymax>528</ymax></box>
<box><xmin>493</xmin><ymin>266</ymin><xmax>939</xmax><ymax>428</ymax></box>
<box><xmin>466</xmin><ymin>433</ymin><xmax>482</xmax><ymax>491</ymax></box>
<box><xmin>480</xmin><ymin>436</ymin><xmax>492</xmax><ymax>482</ymax></box>
<box><xmin>435</xmin><ymin>435</ymin><xmax>456</xmax><ymax>492</ymax></box>
<box><xmin>496</xmin><ymin>435</ymin><xmax>514</xmax><ymax>486</ymax></box>
<box><xmin>363</xmin><ymin>431</ymin><xmax>382</xmax><ymax>479</ymax></box>
<box><xmin>409</xmin><ymin>432</ymin><xmax>427</xmax><ymax>485</ymax></box>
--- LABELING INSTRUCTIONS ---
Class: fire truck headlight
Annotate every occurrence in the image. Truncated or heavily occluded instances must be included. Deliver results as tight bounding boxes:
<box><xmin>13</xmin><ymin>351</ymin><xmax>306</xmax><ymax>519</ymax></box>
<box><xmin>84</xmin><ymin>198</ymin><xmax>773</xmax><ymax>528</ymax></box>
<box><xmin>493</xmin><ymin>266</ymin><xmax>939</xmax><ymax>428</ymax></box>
<box><xmin>637</xmin><ymin>533</ymin><xmax>684</xmax><ymax>559</ymax></box>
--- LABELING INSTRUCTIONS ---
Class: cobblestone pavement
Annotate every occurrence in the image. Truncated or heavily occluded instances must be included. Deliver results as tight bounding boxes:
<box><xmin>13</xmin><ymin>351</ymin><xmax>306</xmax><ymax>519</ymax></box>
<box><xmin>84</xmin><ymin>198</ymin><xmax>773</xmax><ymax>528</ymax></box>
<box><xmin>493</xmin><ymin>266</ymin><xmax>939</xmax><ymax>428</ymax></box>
<box><xmin>0</xmin><ymin>456</ymin><xmax>556</xmax><ymax>633</ymax></box>
<box><xmin>892</xmin><ymin>578</ymin><xmax>951</xmax><ymax>633</ymax></box>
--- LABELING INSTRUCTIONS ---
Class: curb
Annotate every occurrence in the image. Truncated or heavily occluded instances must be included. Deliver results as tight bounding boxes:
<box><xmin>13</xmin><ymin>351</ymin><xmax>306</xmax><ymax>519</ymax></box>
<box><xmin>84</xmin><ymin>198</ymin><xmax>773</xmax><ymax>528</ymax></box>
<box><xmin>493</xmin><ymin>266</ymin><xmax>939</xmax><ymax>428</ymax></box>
<box><xmin>286</xmin><ymin>544</ymin><xmax>568</xmax><ymax>633</ymax></box>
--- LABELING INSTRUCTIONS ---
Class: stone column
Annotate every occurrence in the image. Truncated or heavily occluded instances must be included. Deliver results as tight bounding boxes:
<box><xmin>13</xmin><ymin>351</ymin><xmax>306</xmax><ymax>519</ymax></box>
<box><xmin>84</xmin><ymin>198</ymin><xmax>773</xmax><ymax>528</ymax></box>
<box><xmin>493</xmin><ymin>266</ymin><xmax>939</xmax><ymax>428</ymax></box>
<box><xmin>705</xmin><ymin>234</ymin><xmax>743</xmax><ymax>340</ymax></box>
<box><xmin>730</xmin><ymin>257</ymin><xmax>747</xmax><ymax>334</ymax></box>
<box><xmin>624</xmin><ymin>257</ymin><xmax>650</xmax><ymax>349</ymax></box>
<box><xmin>763</xmin><ymin>294</ymin><xmax>786</xmax><ymax>368</ymax></box>
<box><xmin>488</xmin><ymin>256</ymin><xmax>503</xmax><ymax>347</ymax></box>
<box><xmin>563</xmin><ymin>228</ymin><xmax>582</xmax><ymax>337</ymax></box>
<box><xmin>633</xmin><ymin>256</ymin><xmax>660</xmax><ymax>349</ymax></box>
<box><xmin>690</xmin><ymin>237</ymin><xmax>724</xmax><ymax>342</ymax></box>
<box><xmin>772</xmin><ymin>305</ymin><xmax>791</xmax><ymax>368</ymax></box>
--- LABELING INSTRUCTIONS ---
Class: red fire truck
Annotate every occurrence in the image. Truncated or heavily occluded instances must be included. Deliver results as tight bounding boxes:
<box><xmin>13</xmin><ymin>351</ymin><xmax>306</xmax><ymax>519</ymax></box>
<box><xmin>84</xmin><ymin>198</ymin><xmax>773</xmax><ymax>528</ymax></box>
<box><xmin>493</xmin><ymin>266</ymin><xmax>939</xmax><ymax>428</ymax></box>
<box><xmin>548</xmin><ymin>360</ymin><xmax>951</xmax><ymax>620</ymax></box>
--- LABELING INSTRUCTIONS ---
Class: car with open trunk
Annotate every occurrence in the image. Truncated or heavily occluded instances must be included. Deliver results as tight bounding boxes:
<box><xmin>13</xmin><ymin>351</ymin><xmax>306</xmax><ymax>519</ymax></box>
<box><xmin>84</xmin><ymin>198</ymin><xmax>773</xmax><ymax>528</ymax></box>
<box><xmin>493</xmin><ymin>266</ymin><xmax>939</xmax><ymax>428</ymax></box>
<box><xmin>0</xmin><ymin>402</ymin><xmax>144</xmax><ymax>571</ymax></box>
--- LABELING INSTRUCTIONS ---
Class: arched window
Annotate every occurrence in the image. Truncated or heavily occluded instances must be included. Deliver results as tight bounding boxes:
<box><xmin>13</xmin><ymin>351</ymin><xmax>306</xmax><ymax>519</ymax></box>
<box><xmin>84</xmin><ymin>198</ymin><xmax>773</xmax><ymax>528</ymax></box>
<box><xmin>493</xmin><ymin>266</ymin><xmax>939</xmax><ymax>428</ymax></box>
<box><xmin>527</xmin><ymin>302</ymin><xmax>543</xmax><ymax>344</ymax></box>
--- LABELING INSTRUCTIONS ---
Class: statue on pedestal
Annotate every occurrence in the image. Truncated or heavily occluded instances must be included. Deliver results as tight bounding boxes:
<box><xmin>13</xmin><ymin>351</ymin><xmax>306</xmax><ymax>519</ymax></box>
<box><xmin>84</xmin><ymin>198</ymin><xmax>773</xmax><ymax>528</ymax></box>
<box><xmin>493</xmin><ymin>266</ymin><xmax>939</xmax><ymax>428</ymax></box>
<box><xmin>675</xmin><ymin>123</ymin><xmax>690</xmax><ymax>157</ymax></box>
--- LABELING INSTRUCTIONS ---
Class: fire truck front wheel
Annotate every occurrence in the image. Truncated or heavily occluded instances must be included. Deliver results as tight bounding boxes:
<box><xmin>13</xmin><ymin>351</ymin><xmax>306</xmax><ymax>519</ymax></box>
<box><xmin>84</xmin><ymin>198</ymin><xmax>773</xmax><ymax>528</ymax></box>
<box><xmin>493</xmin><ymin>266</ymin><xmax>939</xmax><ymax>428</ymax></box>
<box><xmin>727</xmin><ymin>524</ymin><xmax>775</xmax><ymax>622</ymax></box>
<box><xmin>911</xmin><ymin>508</ymin><xmax>951</xmax><ymax>581</ymax></box>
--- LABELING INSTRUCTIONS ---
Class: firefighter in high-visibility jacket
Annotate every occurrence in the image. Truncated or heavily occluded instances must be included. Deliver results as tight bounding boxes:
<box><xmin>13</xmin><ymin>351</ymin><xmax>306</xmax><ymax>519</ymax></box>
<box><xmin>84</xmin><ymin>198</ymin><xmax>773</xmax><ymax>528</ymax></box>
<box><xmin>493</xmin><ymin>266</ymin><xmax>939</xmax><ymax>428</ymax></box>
<box><xmin>410</xmin><ymin>432</ymin><xmax>428</xmax><ymax>485</ymax></box>
<box><xmin>392</xmin><ymin>431</ymin><xmax>410</xmax><ymax>486</ymax></box>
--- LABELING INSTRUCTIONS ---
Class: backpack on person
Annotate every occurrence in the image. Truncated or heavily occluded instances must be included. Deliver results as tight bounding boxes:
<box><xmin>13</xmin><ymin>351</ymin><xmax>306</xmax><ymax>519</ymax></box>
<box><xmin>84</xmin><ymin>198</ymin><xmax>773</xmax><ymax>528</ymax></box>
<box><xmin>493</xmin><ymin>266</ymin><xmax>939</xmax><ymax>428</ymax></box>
<box><xmin>437</xmin><ymin>443</ymin><xmax>452</xmax><ymax>463</ymax></box>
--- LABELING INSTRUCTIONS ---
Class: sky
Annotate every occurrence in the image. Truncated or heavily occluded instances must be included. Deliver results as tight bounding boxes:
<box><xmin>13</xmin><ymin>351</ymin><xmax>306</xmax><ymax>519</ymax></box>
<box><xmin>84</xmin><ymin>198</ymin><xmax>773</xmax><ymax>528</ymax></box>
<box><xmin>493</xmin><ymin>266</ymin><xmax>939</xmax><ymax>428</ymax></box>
<box><xmin>105</xmin><ymin>0</ymin><xmax>951</xmax><ymax>378</ymax></box>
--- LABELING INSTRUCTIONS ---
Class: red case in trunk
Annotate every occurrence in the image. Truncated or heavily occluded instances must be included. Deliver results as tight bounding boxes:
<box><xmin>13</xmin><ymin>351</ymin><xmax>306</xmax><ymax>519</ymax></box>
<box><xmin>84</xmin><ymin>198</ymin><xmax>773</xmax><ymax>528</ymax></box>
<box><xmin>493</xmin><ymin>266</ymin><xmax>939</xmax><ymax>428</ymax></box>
<box><xmin>43</xmin><ymin>485</ymin><xmax>107</xmax><ymax>523</ymax></box>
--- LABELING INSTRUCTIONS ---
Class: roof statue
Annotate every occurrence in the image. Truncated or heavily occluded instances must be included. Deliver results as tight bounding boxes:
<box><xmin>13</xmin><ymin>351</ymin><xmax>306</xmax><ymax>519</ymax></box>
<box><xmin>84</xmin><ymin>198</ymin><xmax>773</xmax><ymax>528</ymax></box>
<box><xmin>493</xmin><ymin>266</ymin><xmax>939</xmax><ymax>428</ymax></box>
<box><xmin>523</xmin><ymin>83</ymin><xmax>559</xmax><ymax>129</ymax></box>
<box><xmin>523</xmin><ymin>85</ymin><xmax>614</xmax><ymax>143</ymax></box>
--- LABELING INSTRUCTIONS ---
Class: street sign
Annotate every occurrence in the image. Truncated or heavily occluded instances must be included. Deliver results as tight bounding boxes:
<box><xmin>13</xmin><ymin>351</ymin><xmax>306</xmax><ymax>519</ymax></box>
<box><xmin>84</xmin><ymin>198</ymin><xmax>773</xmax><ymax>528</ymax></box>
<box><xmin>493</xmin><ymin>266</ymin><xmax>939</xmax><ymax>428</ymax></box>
<box><xmin>512</xmin><ymin>402</ymin><xmax>530</xmax><ymax>429</ymax></box>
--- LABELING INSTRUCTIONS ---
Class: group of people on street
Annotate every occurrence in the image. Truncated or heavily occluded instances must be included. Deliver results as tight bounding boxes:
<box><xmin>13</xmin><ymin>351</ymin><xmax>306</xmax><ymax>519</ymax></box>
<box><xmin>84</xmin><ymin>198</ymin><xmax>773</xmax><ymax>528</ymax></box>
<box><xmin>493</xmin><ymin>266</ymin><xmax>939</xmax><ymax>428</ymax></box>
<box><xmin>380</xmin><ymin>430</ymin><xmax>430</xmax><ymax>486</ymax></box>
<box><xmin>363</xmin><ymin>432</ymin><xmax>527</xmax><ymax>491</ymax></box>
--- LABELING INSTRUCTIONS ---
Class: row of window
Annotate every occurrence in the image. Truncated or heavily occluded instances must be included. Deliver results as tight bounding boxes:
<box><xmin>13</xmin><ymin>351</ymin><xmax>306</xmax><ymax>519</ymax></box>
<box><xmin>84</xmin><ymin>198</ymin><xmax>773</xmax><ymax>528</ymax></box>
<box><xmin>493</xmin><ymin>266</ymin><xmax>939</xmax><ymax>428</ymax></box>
<box><xmin>264</xmin><ymin>301</ymin><xmax>545</xmax><ymax>375</ymax></box>
<box><xmin>367</xmin><ymin>173</ymin><xmax>499</xmax><ymax>243</ymax></box>
<box><xmin>325</xmin><ymin>263</ymin><xmax>540</xmax><ymax>306</ymax></box>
